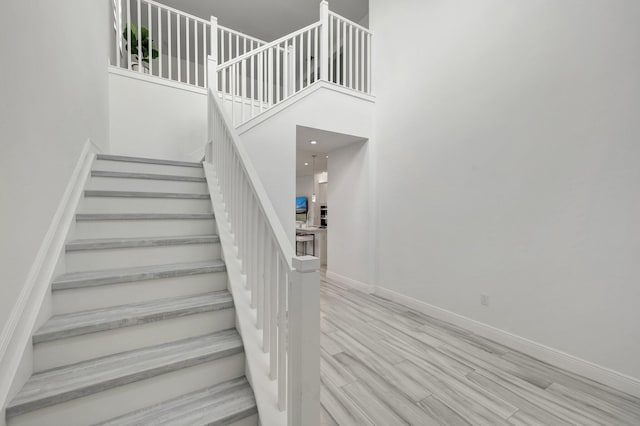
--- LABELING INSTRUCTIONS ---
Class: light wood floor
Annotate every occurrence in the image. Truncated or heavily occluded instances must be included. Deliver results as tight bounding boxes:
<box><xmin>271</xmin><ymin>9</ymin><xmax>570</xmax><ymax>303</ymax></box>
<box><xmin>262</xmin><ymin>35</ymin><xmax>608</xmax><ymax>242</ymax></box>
<box><xmin>319</xmin><ymin>277</ymin><xmax>640</xmax><ymax>425</ymax></box>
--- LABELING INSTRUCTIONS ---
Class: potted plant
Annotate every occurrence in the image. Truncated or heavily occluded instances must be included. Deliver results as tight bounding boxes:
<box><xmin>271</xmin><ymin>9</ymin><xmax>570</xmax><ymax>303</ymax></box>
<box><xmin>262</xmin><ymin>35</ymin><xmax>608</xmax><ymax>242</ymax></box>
<box><xmin>122</xmin><ymin>24</ymin><xmax>159</xmax><ymax>72</ymax></box>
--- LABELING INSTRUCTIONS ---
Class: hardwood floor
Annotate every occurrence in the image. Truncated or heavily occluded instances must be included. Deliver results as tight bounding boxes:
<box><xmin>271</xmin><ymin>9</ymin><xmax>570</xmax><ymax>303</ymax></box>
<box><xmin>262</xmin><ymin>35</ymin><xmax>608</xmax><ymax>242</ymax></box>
<box><xmin>319</xmin><ymin>277</ymin><xmax>640</xmax><ymax>425</ymax></box>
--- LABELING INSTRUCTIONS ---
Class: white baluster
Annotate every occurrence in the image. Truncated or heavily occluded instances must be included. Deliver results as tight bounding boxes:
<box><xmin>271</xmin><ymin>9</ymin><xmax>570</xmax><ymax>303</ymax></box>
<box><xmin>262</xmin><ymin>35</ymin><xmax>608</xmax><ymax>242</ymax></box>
<box><xmin>269</xmin><ymin>243</ymin><xmax>278</xmax><ymax>377</ymax></box>
<box><xmin>314</xmin><ymin>26</ymin><xmax>319</xmax><ymax>83</ymax></box>
<box><xmin>268</xmin><ymin>47</ymin><xmax>274</xmax><ymax>107</ymax></box>
<box><xmin>147</xmin><ymin>3</ymin><xmax>152</xmax><ymax>75</ymax></box>
<box><xmin>277</xmin><ymin>257</ymin><xmax>287</xmax><ymax>411</ymax></box>
<box><xmin>157</xmin><ymin>6</ymin><xmax>162</xmax><ymax>77</ymax></box>
<box><xmin>256</xmin><ymin>217</ymin><xmax>265</xmax><ymax>328</ymax></box>
<box><xmin>126</xmin><ymin>0</ymin><xmax>131</xmax><ymax>70</ymax></box>
<box><xmin>177</xmin><ymin>15</ymin><xmax>181</xmax><ymax>82</ymax></box>
<box><xmin>342</xmin><ymin>20</ymin><xmax>346</xmax><ymax>86</ymax></box>
<box><xmin>195</xmin><ymin>21</ymin><xmax>199</xmax><ymax>86</ymax></box>
<box><xmin>136</xmin><ymin>0</ymin><xmax>142</xmax><ymax>73</ymax></box>
<box><xmin>368</xmin><ymin>32</ymin><xmax>372</xmax><ymax>93</ymax></box>
<box><xmin>258</xmin><ymin>52</ymin><xmax>264</xmax><ymax>112</ymax></box>
<box><xmin>306</xmin><ymin>30</ymin><xmax>311</xmax><ymax>87</ymax></box>
<box><xmin>263</xmin><ymin>235</ymin><xmax>272</xmax><ymax>352</ymax></box>
<box><xmin>329</xmin><ymin>15</ymin><xmax>333</xmax><ymax>83</ymax></box>
<box><xmin>299</xmin><ymin>34</ymin><xmax>303</xmax><ymax>91</ymax></box>
<box><xmin>168</xmin><ymin>11</ymin><xmax>172</xmax><ymax>79</ymax></box>
<box><xmin>319</xmin><ymin>1</ymin><xmax>328</xmax><ymax>81</ymax></box>
<box><xmin>355</xmin><ymin>28</ymin><xmax>359</xmax><ymax>91</ymax></box>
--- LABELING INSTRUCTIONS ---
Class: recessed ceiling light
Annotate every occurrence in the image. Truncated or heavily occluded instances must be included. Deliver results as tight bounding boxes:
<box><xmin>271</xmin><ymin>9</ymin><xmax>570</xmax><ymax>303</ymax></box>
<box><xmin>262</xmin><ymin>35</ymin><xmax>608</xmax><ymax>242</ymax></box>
<box><xmin>310</xmin><ymin>140</ymin><xmax>317</xmax><ymax>145</ymax></box>
<box><xmin>326</xmin><ymin>155</ymin><xmax>329</xmax><ymax>158</ymax></box>
<box><xmin>304</xmin><ymin>162</ymin><xmax>309</xmax><ymax>166</ymax></box>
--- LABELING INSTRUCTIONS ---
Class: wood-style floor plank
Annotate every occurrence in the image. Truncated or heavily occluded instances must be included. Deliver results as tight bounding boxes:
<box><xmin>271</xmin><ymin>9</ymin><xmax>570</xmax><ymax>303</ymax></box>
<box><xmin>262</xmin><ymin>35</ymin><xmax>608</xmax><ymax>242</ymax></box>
<box><xmin>319</xmin><ymin>276</ymin><xmax>640</xmax><ymax>425</ymax></box>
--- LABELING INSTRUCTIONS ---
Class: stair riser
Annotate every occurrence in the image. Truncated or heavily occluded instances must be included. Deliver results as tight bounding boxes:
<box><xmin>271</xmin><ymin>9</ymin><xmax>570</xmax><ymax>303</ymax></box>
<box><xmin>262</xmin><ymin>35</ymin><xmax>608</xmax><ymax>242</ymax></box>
<box><xmin>93</xmin><ymin>160</ymin><xmax>205</xmax><ymax>178</ymax></box>
<box><xmin>52</xmin><ymin>272</ymin><xmax>228</xmax><ymax>315</ymax></box>
<box><xmin>79</xmin><ymin>197</ymin><xmax>212</xmax><ymax>214</ymax></box>
<box><xmin>34</xmin><ymin>309</ymin><xmax>235</xmax><ymax>372</ymax></box>
<box><xmin>229</xmin><ymin>414</ymin><xmax>259</xmax><ymax>426</ymax></box>
<box><xmin>86</xmin><ymin>177</ymin><xmax>209</xmax><ymax>194</ymax></box>
<box><xmin>65</xmin><ymin>243</ymin><xmax>221</xmax><ymax>273</ymax></box>
<box><xmin>8</xmin><ymin>353</ymin><xmax>245</xmax><ymax>426</ymax></box>
<box><xmin>74</xmin><ymin>218</ymin><xmax>216</xmax><ymax>239</ymax></box>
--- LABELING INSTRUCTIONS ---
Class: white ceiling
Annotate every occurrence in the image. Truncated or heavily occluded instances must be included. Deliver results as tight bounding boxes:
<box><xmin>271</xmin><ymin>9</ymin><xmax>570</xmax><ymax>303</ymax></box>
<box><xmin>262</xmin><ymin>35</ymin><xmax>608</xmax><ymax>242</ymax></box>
<box><xmin>159</xmin><ymin>0</ymin><xmax>368</xmax><ymax>41</ymax></box>
<box><xmin>296</xmin><ymin>125</ymin><xmax>366</xmax><ymax>175</ymax></box>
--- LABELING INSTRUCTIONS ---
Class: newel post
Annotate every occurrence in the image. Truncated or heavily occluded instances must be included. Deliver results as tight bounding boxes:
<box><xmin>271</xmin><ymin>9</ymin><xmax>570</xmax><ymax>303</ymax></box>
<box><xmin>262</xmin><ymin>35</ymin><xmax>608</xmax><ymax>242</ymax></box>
<box><xmin>319</xmin><ymin>1</ymin><xmax>329</xmax><ymax>81</ymax></box>
<box><xmin>288</xmin><ymin>256</ymin><xmax>321</xmax><ymax>426</ymax></box>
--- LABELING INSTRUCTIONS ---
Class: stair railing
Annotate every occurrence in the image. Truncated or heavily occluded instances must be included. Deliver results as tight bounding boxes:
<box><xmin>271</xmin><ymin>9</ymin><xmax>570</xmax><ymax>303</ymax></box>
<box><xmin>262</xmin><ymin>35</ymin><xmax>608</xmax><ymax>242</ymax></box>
<box><xmin>110</xmin><ymin>0</ymin><xmax>266</xmax><ymax>87</ymax></box>
<box><xmin>205</xmin><ymin>55</ymin><xmax>321</xmax><ymax>426</ymax></box>
<box><xmin>213</xmin><ymin>1</ymin><xmax>373</xmax><ymax>127</ymax></box>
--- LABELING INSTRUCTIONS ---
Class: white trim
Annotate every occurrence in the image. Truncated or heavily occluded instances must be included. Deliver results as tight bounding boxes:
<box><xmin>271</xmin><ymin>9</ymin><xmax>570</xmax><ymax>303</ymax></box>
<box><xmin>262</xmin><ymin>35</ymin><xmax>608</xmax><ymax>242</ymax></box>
<box><xmin>325</xmin><ymin>270</ymin><xmax>374</xmax><ymax>294</ymax></box>
<box><xmin>203</xmin><ymin>163</ymin><xmax>286</xmax><ymax>426</ymax></box>
<box><xmin>237</xmin><ymin>81</ymin><xmax>376</xmax><ymax>135</ymax></box>
<box><xmin>0</xmin><ymin>140</ymin><xmax>98</xmax><ymax>409</ymax></box>
<box><xmin>373</xmin><ymin>285</ymin><xmax>640</xmax><ymax>399</ymax></box>
<box><xmin>108</xmin><ymin>66</ymin><xmax>208</xmax><ymax>96</ymax></box>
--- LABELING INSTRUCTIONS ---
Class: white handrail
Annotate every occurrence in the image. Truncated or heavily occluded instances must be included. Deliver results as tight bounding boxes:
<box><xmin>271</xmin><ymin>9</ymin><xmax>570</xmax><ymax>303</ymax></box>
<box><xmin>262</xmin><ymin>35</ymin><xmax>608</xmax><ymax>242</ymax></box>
<box><xmin>206</xmin><ymin>73</ymin><xmax>320</xmax><ymax>424</ymax></box>
<box><xmin>209</xmin><ymin>89</ymin><xmax>296</xmax><ymax>269</ymax></box>
<box><xmin>217</xmin><ymin>21</ymin><xmax>322</xmax><ymax>70</ymax></box>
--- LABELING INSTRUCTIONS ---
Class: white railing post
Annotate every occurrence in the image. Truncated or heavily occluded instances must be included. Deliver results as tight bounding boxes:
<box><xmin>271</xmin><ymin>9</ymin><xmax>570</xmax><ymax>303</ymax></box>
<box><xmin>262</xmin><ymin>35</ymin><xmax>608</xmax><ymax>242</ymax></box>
<box><xmin>319</xmin><ymin>1</ymin><xmax>329</xmax><ymax>82</ymax></box>
<box><xmin>287</xmin><ymin>256</ymin><xmax>321</xmax><ymax>426</ymax></box>
<box><xmin>287</xmin><ymin>45</ymin><xmax>295</xmax><ymax>97</ymax></box>
<box><xmin>208</xmin><ymin>16</ymin><xmax>219</xmax><ymax>91</ymax></box>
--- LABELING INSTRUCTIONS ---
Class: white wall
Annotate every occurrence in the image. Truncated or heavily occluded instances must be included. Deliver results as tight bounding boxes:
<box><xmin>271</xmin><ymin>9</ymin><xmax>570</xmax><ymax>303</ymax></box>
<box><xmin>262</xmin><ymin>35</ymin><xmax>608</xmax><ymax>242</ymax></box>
<box><xmin>239</xmin><ymin>84</ymin><xmax>374</xmax><ymax>244</ymax></box>
<box><xmin>371</xmin><ymin>0</ymin><xmax>640</xmax><ymax>380</ymax></box>
<box><xmin>327</xmin><ymin>142</ymin><xmax>370</xmax><ymax>287</ymax></box>
<box><xmin>109</xmin><ymin>70</ymin><xmax>207</xmax><ymax>161</ymax></box>
<box><xmin>0</xmin><ymin>0</ymin><xmax>110</xmax><ymax>335</ymax></box>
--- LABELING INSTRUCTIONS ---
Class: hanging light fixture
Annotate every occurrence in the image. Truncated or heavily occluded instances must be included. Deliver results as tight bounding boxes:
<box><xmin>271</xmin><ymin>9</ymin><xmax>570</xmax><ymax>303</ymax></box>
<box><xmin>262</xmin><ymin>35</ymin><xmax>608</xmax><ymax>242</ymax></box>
<box><xmin>311</xmin><ymin>155</ymin><xmax>317</xmax><ymax>203</ymax></box>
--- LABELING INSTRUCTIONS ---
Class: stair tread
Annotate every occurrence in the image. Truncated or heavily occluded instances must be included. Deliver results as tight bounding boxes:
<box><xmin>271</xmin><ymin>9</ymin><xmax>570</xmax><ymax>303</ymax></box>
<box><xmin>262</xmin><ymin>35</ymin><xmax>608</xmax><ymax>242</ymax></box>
<box><xmin>33</xmin><ymin>291</ymin><xmax>233</xmax><ymax>343</ymax></box>
<box><xmin>52</xmin><ymin>260</ymin><xmax>226</xmax><ymax>290</ymax></box>
<box><xmin>7</xmin><ymin>330</ymin><xmax>242</xmax><ymax>418</ymax></box>
<box><xmin>94</xmin><ymin>377</ymin><xmax>256</xmax><ymax>426</ymax></box>
<box><xmin>91</xmin><ymin>170</ymin><xmax>207</xmax><ymax>182</ymax></box>
<box><xmin>96</xmin><ymin>154</ymin><xmax>202</xmax><ymax>168</ymax></box>
<box><xmin>85</xmin><ymin>190</ymin><xmax>210</xmax><ymax>199</ymax></box>
<box><xmin>66</xmin><ymin>234</ymin><xmax>219</xmax><ymax>251</ymax></box>
<box><xmin>76</xmin><ymin>213</ymin><xmax>215</xmax><ymax>221</ymax></box>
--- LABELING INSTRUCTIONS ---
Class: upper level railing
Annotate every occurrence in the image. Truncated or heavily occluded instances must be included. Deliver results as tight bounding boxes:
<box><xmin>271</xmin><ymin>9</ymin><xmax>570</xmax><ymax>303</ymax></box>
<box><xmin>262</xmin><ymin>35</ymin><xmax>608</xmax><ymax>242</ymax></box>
<box><xmin>110</xmin><ymin>0</ymin><xmax>266</xmax><ymax>87</ymax></box>
<box><xmin>214</xmin><ymin>2</ymin><xmax>373</xmax><ymax>127</ymax></box>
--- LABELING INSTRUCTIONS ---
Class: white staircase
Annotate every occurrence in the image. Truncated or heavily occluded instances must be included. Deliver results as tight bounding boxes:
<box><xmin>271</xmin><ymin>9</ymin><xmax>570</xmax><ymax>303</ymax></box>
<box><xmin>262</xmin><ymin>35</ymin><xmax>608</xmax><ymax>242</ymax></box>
<box><xmin>5</xmin><ymin>154</ymin><xmax>257</xmax><ymax>426</ymax></box>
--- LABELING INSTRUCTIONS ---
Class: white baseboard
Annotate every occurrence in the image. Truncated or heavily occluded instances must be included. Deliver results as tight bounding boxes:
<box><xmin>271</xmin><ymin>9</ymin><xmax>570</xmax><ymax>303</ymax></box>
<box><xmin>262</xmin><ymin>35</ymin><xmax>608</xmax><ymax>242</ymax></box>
<box><xmin>325</xmin><ymin>270</ymin><xmax>374</xmax><ymax>294</ymax></box>
<box><xmin>373</xmin><ymin>285</ymin><xmax>640</xmax><ymax>399</ymax></box>
<box><xmin>0</xmin><ymin>140</ymin><xmax>98</xmax><ymax>410</ymax></box>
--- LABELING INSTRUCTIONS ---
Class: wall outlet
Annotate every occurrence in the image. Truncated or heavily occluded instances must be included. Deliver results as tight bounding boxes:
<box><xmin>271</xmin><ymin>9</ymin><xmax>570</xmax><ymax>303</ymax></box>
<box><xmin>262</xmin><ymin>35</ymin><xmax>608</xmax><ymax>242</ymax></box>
<box><xmin>481</xmin><ymin>294</ymin><xmax>489</xmax><ymax>306</ymax></box>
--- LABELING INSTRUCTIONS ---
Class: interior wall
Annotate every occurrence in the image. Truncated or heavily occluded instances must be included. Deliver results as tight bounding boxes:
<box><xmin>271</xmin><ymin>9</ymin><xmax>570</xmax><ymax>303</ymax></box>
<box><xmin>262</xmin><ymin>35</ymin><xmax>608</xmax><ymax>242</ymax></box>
<box><xmin>371</xmin><ymin>0</ymin><xmax>640</xmax><ymax>379</ymax></box>
<box><xmin>239</xmin><ymin>85</ymin><xmax>374</xmax><ymax>244</ymax></box>
<box><xmin>109</xmin><ymin>71</ymin><xmax>207</xmax><ymax>161</ymax></box>
<box><xmin>0</xmin><ymin>0</ymin><xmax>110</xmax><ymax>334</ymax></box>
<box><xmin>327</xmin><ymin>141</ymin><xmax>370</xmax><ymax>286</ymax></box>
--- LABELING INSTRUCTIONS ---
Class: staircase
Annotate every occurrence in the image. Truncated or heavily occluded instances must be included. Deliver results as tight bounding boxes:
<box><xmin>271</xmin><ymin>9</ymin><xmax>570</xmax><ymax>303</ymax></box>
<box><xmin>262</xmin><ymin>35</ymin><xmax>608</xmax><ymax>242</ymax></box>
<box><xmin>5</xmin><ymin>154</ymin><xmax>257</xmax><ymax>426</ymax></box>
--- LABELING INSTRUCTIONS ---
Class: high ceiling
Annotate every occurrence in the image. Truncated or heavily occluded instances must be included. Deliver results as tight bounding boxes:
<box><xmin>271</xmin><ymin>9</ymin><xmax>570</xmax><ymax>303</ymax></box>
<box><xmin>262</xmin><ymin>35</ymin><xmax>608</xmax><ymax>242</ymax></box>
<box><xmin>159</xmin><ymin>0</ymin><xmax>368</xmax><ymax>41</ymax></box>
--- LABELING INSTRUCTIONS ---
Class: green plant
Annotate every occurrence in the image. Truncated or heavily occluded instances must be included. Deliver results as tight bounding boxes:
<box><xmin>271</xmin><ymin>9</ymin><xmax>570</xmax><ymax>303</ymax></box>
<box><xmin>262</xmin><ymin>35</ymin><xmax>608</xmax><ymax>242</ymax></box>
<box><xmin>122</xmin><ymin>24</ymin><xmax>159</xmax><ymax>65</ymax></box>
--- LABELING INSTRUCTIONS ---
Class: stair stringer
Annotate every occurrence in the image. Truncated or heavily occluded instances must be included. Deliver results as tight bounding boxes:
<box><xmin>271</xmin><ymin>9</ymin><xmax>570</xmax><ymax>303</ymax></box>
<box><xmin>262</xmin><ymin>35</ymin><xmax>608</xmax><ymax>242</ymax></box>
<box><xmin>204</xmin><ymin>163</ymin><xmax>285</xmax><ymax>426</ymax></box>
<box><xmin>0</xmin><ymin>140</ymin><xmax>98</xmax><ymax>420</ymax></box>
